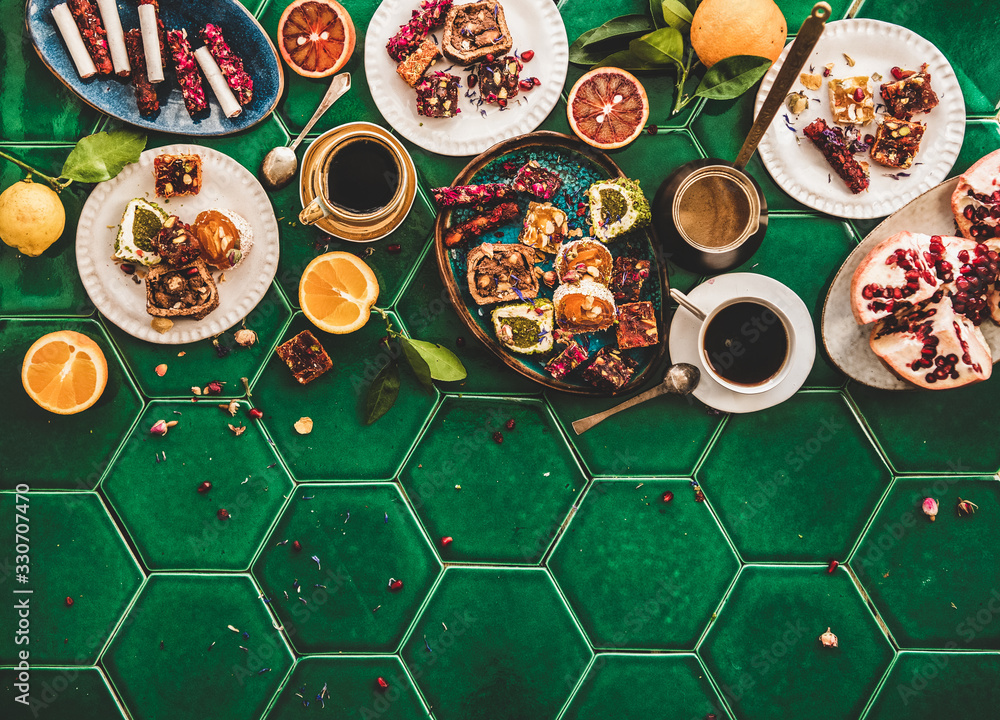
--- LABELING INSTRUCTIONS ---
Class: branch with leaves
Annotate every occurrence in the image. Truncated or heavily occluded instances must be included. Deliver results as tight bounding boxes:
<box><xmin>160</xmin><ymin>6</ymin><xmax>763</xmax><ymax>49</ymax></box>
<box><xmin>0</xmin><ymin>130</ymin><xmax>147</xmax><ymax>191</ymax></box>
<box><xmin>569</xmin><ymin>0</ymin><xmax>773</xmax><ymax>117</ymax></box>
<box><xmin>365</xmin><ymin>308</ymin><xmax>467</xmax><ymax>424</ymax></box>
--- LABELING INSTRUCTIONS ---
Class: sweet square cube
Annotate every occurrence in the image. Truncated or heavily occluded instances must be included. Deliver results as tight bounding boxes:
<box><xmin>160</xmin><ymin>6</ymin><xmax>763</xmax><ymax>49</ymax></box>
<box><xmin>611</xmin><ymin>257</ymin><xmax>650</xmax><ymax>303</ymax></box>
<box><xmin>478</xmin><ymin>55</ymin><xmax>522</xmax><ymax>104</ymax></box>
<box><xmin>616</xmin><ymin>302</ymin><xmax>658</xmax><ymax>350</ymax></box>
<box><xmin>397</xmin><ymin>38</ymin><xmax>440</xmax><ymax>87</ymax></box>
<box><xmin>870</xmin><ymin>117</ymin><xmax>925</xmax><ymax>169</ymax></box>
<box><xmin>153</xmin><ymin>154</ymin><xmax>202</xmax><ymax>197</ymax></box>
<box><xmin>582</xmin><ymin>347</ymin><xmax>637</xmax><ymax>393</ymax></box>
<box><xmin>828</xmin><ymin>76</ymin><xmax>875</xmax><ymax>125</ymax></box>
<box><xmin>275</xmin><ymin>330</ymin><xmax>333</xmax><ymax>385</ymax></box>
<box><xmin>544</xmin><ymin>342</ymin><xmax>589</xmax><ymax>380</ymax></box>
<box><xmin>879</xmin><ymin>63</ymin><xmax>939</xmax><ymax>120</ymax></box>
<box><xmin>511</xmin><ymin>160</ymin><xmax>561</xmax><ymax>200</ymax></box>
<box><xmin>416</xmin><ymin>71</ymin><xmax>460</xmax><ymax>118</ymax></box>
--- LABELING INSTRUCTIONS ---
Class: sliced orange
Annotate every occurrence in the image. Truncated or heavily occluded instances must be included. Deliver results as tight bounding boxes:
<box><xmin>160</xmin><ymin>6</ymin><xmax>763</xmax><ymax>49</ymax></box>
<box><xmin>299</xmin><ymin>251</ymin><xmax>379</xmax><ymax>334</ymax></box>
<box><xmin>21</xmin><ymin>331</ymin><xmax>108</xmax><ymax>415</ymax></box>
<box><xmin>277</xmin><ymin>0</ymin><xmax>356</xmax><ymax>78</ymax></box>
<box><xmin>567</xmin><ymin>67</ymin><xmax>650</xmax><ymax>150</ymax></box>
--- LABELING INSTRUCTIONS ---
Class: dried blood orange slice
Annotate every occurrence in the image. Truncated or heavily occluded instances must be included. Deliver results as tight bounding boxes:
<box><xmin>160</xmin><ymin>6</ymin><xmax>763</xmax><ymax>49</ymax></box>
<box><xmin>277</xmin><ymin>0</ymin><xmax>356</xmax><ymax>78</ymax></box>
<box><xmin>567</xmin><ymin>68</ymin><xmax>650</xmax><ymax>150</ymax></box>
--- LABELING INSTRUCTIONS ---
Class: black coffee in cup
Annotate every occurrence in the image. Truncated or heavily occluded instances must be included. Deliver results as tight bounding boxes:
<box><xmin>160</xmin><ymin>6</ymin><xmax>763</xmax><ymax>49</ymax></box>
<box><xmin>703</xmin><ymin>301</ymin><xmax>789</xmax><ymax>385</ymax></box>
<box><xmin>326</xmin><ymin>138</ymin><xmax>400</xmax><ymax>214</ymax></box>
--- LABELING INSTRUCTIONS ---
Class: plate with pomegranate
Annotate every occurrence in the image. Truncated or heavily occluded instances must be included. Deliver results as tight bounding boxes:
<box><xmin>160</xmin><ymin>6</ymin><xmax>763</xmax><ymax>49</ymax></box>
<box><xmin>823</xmin><ymin>151</ymin><xmax>1000</xmax><ymax>390</ymax></box>
<box><xmin>755</xmin><ymin>19</ymin><xmax>964</xmax><ymax>219</ymax></box>
<box><xmin>364</xmin><ymin>0</ymin><xmax>568</xmax><ymax>156</ymax></box>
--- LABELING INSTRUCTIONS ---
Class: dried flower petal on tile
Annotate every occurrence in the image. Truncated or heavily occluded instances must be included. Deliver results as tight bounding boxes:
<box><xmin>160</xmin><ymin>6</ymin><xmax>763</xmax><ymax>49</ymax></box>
<box><xmin>294</xmin><ymin>417</ymin><xmax>314</xmax><ymax>435</ymax></box>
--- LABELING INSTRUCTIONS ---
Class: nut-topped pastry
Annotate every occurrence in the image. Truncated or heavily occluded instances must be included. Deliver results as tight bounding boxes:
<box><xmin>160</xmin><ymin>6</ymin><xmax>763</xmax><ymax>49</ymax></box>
<box><xmin>153</xmin><ymin>215</ymin><xmax>200</xmax><ymax>266</ymax></box>
<box><xmin>870</xmin><ymin>117</ymin><xmax>925</xmax><ymax>169</ymax></box>
<box><xmin>828</xmin><ymin>76</ymin><xmax>875</xmax><ymax>125</ymax></box>
<box><xmin>153</xmin><ymin>153</ymin><xmax>201</xmax><ymax>197</ymax></box>
<box><xmin>553</xmin><ymin>278</ymin><xmax>616</xmax><ymax>332</ymax></box>
<box><xmin>466</xmin><ymin>243</ymin><xmax>539</xmax><ymax>305</ymax></box>
<box><xmin>519</xmin><ymin>202</ymin><xmax>567</xmax><ymax>254</ymax></box>
<box><xmin>145</xmin><ymin>258</ymin><xmax>219</xmax><ymax>320</ymax></box>
<box><xmin>555</xmin><ymin>239</ymin><xmax>614</xmax><ymax>285</ymax></box>
<box><xmin>440</xmin><ymin>1</ymin><xmax>512</xmax><ymax>64</ymax></box>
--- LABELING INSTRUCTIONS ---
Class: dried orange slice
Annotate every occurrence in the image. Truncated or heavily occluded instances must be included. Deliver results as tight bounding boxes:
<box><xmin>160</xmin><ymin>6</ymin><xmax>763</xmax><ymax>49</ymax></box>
<box><xmin>21</xmin><ymin>331</ymin><xmax>108</xmax><ymax>415</ymax></box>
<box><xmin>567</xmin><ymin>67</ymin><xmax>650</xmax><ymax>150</ymax></box>
<box><xmin>277</xmin><ymin>0</ymin><xmax>356</xmax><ymax>78</ymax></box>
<box><xmin>299</xmin><ymin>252</ymin><xmax>379</xmax><ymax>334</ymax></box>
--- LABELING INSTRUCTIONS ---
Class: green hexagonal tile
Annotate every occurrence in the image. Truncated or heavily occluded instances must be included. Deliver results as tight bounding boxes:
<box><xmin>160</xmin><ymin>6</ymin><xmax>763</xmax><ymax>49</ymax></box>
<box><xmin>852</xmin><ymin>477</ymin><xmax>1000</xmax><ymax>649</ymax></box>
<box><xmin>697</xmin><ymin>392</ymin><xmax>890</xmax><ymax>562</ymax></box>
<box><xmin>399</xmin><ymin>397</ymin><xmax>586</xmax><ymax>564</ymax></box>
<box><xmin>102</xmin><ymin>574</ymin><xmax>293</xmax><ymax>720</ymax></box>
<box><xmin>0</xmin><ymin>492</ymin><xmax>143</xmax><ymax>665</ymax></box>
<box><xmin>864</xmin><ymin>652</ymin><xmax>1000</xmax><ymax>720</ymax></box>
<box><xmin>254</xmin><ymin>313</ymin><xmax>438</xmax><ymax>480</ymax></box>
<box><xmin>0</xmin><ymin>667</ymin><xmax>125</xmax><ymax>720</ymax></box>
<box><xmin>549</xmin><ymin>479</ymin><xmax>739</xmax><ymax>649</ymax></box>
<box><xmin>560</xmin><ymin>654</ymin><xmax>728</xmax><ymax>720</ymax></box>
<box><xmin>779</xmin><ymin>0</ymin><xmax>852</xmax><ymax>23</ymax></box>
<box><xmin>0</xmin><ymin>147</ymin><xmax>92</xmax><ymax>315</ymax></box>
<box><xmin>401</xmin><ymin>568</ymin><xmax>592</xmax><ymax>720</ymax></box>
<box><xmin>547</xmin><ymin>388</ymin><xmax>722</xmax><ymax>478</ymax></box>
<box><xmin>700</xmin><ymin>566</ymin><xmax>894</xmax><ymax>720</ymax></box>
<box><xmin>266</xmin><ymin>656</ymin><xmax>428</xmax><ymax>717</ymax></box>
<box><xmin>101</xmin><ymin>401</ymin><xmax>292</xmax><ymax>570</ymax></box>
<box><xmin>730</xmin><ymin>215</ymin><xmax>855</xmax><ymax>387</ymax></box>
<box><xmin>0</xmin><ymin>319</ymin><xmax>143</xmax><ymax>490</ymax></box>
<box><xmin>251</xmin><ymin>483</ymin><xmax>440</xmax><ymax>653</ymax></box>
<box><xmin>848</xmin><ymin>379</ymin><xmax>1000</xmax><ymax>474</ymax></box>
<box><xmin>856</xmin><ymin>0</ymin><xmax>1000</xmax><ymax>116</ymax></box>
<box><xmin>103</xmin><ymin>284</ymin><xmax>291</xmax><ymax>398</ymax></box>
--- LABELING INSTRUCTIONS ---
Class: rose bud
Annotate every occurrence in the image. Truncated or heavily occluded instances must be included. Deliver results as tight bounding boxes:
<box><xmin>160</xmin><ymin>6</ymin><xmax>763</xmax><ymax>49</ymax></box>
<box><xmin>819</xmin><ymin>627</ymin><xmax>838</xmax><ymax>648</ymax></box>
<box><xmin>957</xmin><ymin>497</ymin><xmax>979</xmax><ymax>516</ymax></box>
<box><xmin>922</xmin><ymin>497</ymin><xmax>939</xmax><ymax>521</ymax></box>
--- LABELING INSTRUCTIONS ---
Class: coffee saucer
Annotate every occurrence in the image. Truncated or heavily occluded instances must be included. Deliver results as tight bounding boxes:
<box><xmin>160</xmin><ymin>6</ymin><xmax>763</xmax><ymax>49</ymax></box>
<box><xmin>299</xmin><ymin>122</ymin><xmax>416</xmax><ymax>242</ymax></box>
<box><xmin>668</xmin><ymin>273</ymin><xmax>815</xmax><ymax>413</ymax></box>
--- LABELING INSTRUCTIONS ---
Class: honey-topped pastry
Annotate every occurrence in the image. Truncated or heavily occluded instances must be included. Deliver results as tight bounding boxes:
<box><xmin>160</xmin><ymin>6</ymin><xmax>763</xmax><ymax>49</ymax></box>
<box><xmin>519</xmin><ymin>202</ymin><xmax>567</xmax><ymax>255</ymax></box>
<box><xmin>192</xmin><ymin>208</ymin><xmax>253</xmax><ymax>270</ymax></box>
<box><xmin>554</xmin><ymin>239</ymin><xmax>613</xmax><ymax>285</ymax></box>
<box><xmin>828</xmin><ymin>76</ymin><xmax>875</xmax><ymax>125</ymax></box>
<box><xmin>553</xmin><ymin>278</ymin><xmax>616</xmax><ymax>332</ymax></box>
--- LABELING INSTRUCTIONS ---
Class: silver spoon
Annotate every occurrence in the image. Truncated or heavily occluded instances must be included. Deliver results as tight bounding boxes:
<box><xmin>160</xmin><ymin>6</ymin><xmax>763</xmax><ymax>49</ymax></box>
<box><xmin>571</xmin><ymin>363</ymin><xmax>701</xmax><ymax>435</ymax></box>
<box><xmin>259</xmin><ymin>72</ymin><xmax>352</xmax><ymax>191</ymax></box>
<box><xmin>669</xmin><ymin>288</ymin><xmax>709</xmax><ymax>321</ymax></box>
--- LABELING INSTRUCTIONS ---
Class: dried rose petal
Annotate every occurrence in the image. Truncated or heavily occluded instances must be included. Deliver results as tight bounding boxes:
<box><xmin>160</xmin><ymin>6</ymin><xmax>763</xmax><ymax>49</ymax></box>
<box><xmin>819</xmin><ymin>627</ymin><xmax>838</xmax><ymax>647</ymax></box>
<box><xmin>294</xmin><ymin>417</ymin><xmax>313</xmax><ymax>435</ymax></box>
<box><xmin>922</xmin><ymin>497</ymin><xmax>939</xmax><ymax>521</ymax></box>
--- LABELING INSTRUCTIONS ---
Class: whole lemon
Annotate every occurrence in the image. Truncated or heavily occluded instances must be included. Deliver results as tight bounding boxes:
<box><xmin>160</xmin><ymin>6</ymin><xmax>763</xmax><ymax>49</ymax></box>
<box><xmin>690</xmin><ymin>0</ymin><xmax>787</xmax><ymax>68</ymax></box>
<box><xmin>0</xmin><ymin>178</ymin><xmax>66</xmax><ymax>257</ymax></box>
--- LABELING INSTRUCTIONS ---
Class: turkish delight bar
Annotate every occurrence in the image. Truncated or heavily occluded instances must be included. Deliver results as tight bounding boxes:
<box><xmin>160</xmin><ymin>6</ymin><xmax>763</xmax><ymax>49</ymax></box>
<box><xmin>611</xmin><ymin>257</ymin><xmax>650</xmax><ymax>303</ymax></box>
<box><xmin>430</xmin><ymin>183</ymin><xmax>516</xmax><ymax>208</ymax></box>
<box><xmin>582</xmin><ymin>347</ymin><xmax>637</xmax><ymax>393</ymax></box>
<box><xmin>276</xmin><ymin>331</ymin><xmax>333</xmax><ymax>385</ymax></box>
<box><xmin>880</xmin><ymin>64</ymin><xmax>939</xmax><ymax>120</ymax></box>
<box><xmin>386</xmin><ymin>0</ymin><xmax>453</xmax><ymax>62</ymax></box>
<box><xmin>803</xmin><ymin>118</ymin><xmax>870</xmax><ymax>194</ymax></box>
<box><xmin>67</xmin><ymin>0</ymin><xmax>113</xmax><ymax>75</ymax></box>
<box><xmin>545</xmin><ymin>341</ymin><xmax>589</xmax><ymax>380</ymax></box>
<box><xmin>396</xmin><ymin>38</ymin><xmax>440</xmax><ymax>87</ymax></box>
<box><xmin>201</xmin><ymin>23</ymin><xmax>253</xmax><ymax>106</ymax></box>
<box><xmin>51</xmin><ymin>3</ymin><xmax>98</xmax><ymax>78</ymax></box>
<box><xmin>616</xmin><ymin>301</ymin><xmax>658</xmax><ymax>350</ymax></box>
<box><xmin>166</xmin><ymin>29</ymin><xmax>208</xmax><ymax>116</ymax></box>
<box><xmin>125</xmin><ymin>29</ymin><xmax>159</xmax><ymax>116</ymax></box>
<box><xmin>870</xmin><ymin>117</ymin><xmax>925</xmax><ymax>170</ymax></box>
<box><xmin>512</xmin><ymin>160</ymin><xmax>561</xmax><ymax>200</ymax></box>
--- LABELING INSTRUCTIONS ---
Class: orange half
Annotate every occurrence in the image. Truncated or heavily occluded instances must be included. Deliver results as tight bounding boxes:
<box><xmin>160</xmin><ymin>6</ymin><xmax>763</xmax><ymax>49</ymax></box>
<box><xmin>299</xmin><ymin>251</ymin><xmax>379</xmax><ymax>334</ymax></box>
<box><xmin>21</xmin><ymin>331</ymin><xmax>108</xmax><ymax>415</ymax></box>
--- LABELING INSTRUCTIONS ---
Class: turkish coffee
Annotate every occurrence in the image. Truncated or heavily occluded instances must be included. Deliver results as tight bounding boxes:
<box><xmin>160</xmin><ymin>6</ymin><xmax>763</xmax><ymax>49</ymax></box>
<box><xmin>676</xmin><ymin>172</ymin><xmax>754</xmax><ymax>249</ymax></box>
<box><xmin>326</xmin><ymin>137</ymin><xmax>400</xmax><ymax>214</ymax></box>
<box><xmin>703</xmin><ymin>301</ymin><xmax>789</xmax><ymax>386</ymax></box>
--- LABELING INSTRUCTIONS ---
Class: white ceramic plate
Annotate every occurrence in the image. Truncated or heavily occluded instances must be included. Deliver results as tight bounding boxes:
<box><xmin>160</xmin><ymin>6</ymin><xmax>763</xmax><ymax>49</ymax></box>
<box><xmin>822</xmin><ymin>176</ymin><xmax>1000</xmax><ymax>389</ymax></box>
<box><xmin>755</xmin><ymin>19</ymin><xmax>964</xmax><ymax>219</ymax></box>
<box><xmin>77</xmin><ymin>144</ymin><xmax>279</xmax><ymax>345</ymax></box>
<box><xmin>364</xmin><ymin>0</ymin><xmax>568</xmax><ymax>157</ymax></box>
<box><xmin>668</xmin><ymin>273</ymin><xmax>815</xmax><ymax>414</ymax></box>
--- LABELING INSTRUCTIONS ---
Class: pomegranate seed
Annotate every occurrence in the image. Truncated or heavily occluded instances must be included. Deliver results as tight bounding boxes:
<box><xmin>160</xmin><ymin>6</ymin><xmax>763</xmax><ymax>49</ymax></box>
<box><xmin>891</xmin><ymin>66</ymin><xmax>904</xmax><ymax>80</ymax></box>
<box><xmin>198</xmin><ymin>481</ymin><xmax>212</xmax><ymax>493</ymax></box>
<box><xmin>388</xmin><ymin>579</ymin><xmax>403</xmax><ymax>591</ymax></box>
<box><xmin>505</xmin><ymin>418</ymin><xmax>516</xmax><ymax>430</ymax></box>
<box><xmin>853</xmin><ymin>88</ymin><xmax>864</xmax><ymax>102</ymax></box>
<box><xmin>387</xmin><ymin>244</ymin><xmax>401</xmax><ymax>254</ymax></box>
<box><xmin>864</xmin><ymin>134</ymin><xmax>875</xmax><ymax>144</ymax></box>
<box><xmin>827</xmin><ymin>560</ymin><xmax>839</xmax><ymax>574</ymax></box>
<box><xmin>823</xmin><ymin>66</ymin><xmax>832</xmax><ymax>77</ymax></box>
<box><xmin>248</xmin><ymin>408</ymin><xmax>263</xmax><ymax>420</ymax></box>
<box><xmin>497</xmin><ymin>98</ymin><xmax>507</xmax><ymax>108</ymax></box>
<box><xmin>467</xmin><ymin>74</ymin><xmax>478</xmax><ymax>88</ymax></box>
<box><xmin>493</xmin><ymin>431</ymin><xmax>503</xmax><ymax>443</ymax></box>
<box><xmin>646</xmin><ymin>125</ymin><xmax>658</xmax><ymax>135</ymax></box>
<box><xmin>120</xmin><ymin>263</ymin><xmax>135</xmax><ymax>274</ymax></box>
<box><xmin>441</xmin><ymin>536</ymin><xmax>453</xmax><ymax>547</ymax></box>
<box><xmin>292</xmin><ymin>540</ymin><xmax>302</xmax><ymax>551</ymax></box>
<box><xmin>529</xmin><ymin>77</ymin><xmax>540</xmax><ymax>86</ymax></box>
<box><xmin>217</xmin><ymin>508</ymin><xmax>230</xmax><ymax>521</ymax></box>
<box><xmin>456</xmin><ymin>336</ymin><xmax>466</xmax><ymax>348</ymax></box>
<box><xmin>661</xmin><ymin>491</ymin><xmax>674</xmax><ymax>503</ymax></box>
<box><xmin>519</xmin><ymin>79</ymin><xmax>533</xmax><ymax>91</ymax></box>
<box><xmin>206</xmin><ymin>381</ymin><xmax>223</xmax><ymax>395</ymax></box>
<box><xmin>520</xmin><ymin>49</ymin><xmax>535</xmax><ymax>62</ymax></box>
<box><xmin>376</xmin><ymin>677</ymin><xmax>389</xmax><ymax>690</ymax></box>
<box><xmin>66</xmin><ymin>597</ymin><xmax>74</xmax><ymax>606</ymax></box>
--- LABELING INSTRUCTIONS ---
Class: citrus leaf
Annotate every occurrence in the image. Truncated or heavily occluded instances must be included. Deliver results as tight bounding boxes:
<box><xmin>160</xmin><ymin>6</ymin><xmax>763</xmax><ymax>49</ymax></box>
<box><xmin>364</xmin><ymin>361</ymin><xmax>400</xmax><ymax>425</ymax></box>
<box><xmin>581</xmin><ymin>14</ymin><xmax>656</xmax><ymax>49</ymax></box>
<box><xmin>402</xmin><ymin>338</ymin><xmax>467</xmax><ymax>382</ymax></box>
<box><xmin>593</xmin><ymin>50</ymin><xmax>662</xmax><ymax>72</ymax></box>
<box><xmin>400</xmin><ymin>338</ymin><xmax>433</xmax><ymax>389</ymax></box>
<box><xmin>629</xmin><ymin>28</ymin><xmax>684</xmax><ymax>67</ymax></box>
<box><xmin>650</xmin><ymin>0</ymin><xmax>666</xmax><ymax>28</ymax></box>
<box><xmin>661</xmin><ymin>0</ymin><xmax>693</xmax><ymax>32</ymax></box>
<box><xmin>61</xmin><ymin>130</ymin><xmax>147</xmax><ymax>183</ymax></box>
<box><xmin>694</xmin><ymin>55</ymin><xmax>772</xmax><ymax>99</ymax></box>
<box><xmin>570</xmin><ymin>29</ymin><xmax>613</xmax><ymax>65</ymax></box>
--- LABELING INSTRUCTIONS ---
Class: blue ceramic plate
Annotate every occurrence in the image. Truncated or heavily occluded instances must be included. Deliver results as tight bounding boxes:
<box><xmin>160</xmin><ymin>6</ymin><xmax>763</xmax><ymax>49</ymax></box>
<box><xmin>25</xmin><ymin>0</ymin><xmax>283</xmax><ymax>136</ymax></box>
<box><xmin>434</xmin><ymin>132</ymin><xmax>670</xmax><ymax>396</ymax></box>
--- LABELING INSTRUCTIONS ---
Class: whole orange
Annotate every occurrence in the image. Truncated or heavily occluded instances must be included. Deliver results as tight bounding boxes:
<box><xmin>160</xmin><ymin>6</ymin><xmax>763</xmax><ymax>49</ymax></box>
<box><xmin>690</xmin><ymin>0</ymin><xmax>787</xmax><ymax>68</ymax></box>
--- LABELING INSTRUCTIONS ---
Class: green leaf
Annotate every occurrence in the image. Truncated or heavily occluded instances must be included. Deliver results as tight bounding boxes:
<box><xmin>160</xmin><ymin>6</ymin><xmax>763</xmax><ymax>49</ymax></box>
<box><xmin>694</xmin><ymin>55</ymin><xmax>772</xmax><ymax>100</ymax></box>
<box><xmin>364</xmin><ymin>361</ymin><xmax>400</xmax><ymax>425</ymax></box>
<box><xmin>61</xmin><ymin>130</ymin><xmax>147</xmax><ymax>183</ymax></box>
<box><xmin>581</xmin><ymin>15</ymin><xmax>655</xmax><ymax>49</ymax></box>
<box><xmin>400</xmin><ymin>338</ymin><xmax>433</xmax><ymax>390</ymax></box>
<box><xmin>650</xmin><ymin>0</ymin><xmax>666</xmax><ymax>28</ymax></box>
<box><xmin>630</xmin><ymin>28</ymin><xmax>684</xmax><ymax>67</ymax></box>
<box><xmin>570</xmin><ymin>29</ymin><xmax>613</xmax><ymax>65</ymax></box>
<box><xmin>402</xmin><ymin>338</ymin><xmax>467</xmax><ymax>382</ymax></box>
<box><xmin>661</xmin><ymin>0</ymin><xmax>694</xmax><ymax>32</ymax></box>
<box><xmin>594</xmin><ymin>50</ymin><xmax>661</xmax><ymax>72</ymax></box>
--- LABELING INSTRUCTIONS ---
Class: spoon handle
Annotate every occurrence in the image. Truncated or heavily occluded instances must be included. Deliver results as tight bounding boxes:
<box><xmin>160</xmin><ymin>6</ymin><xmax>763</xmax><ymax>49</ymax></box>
<box><xmin>669</xmin><ymin>288</ymin><xmax>708</xmax><ymax>321</ymax></box>
<box><xmin>572</xmin><ymin>383</ymin><xmax>670</xmax><ymax>435</ymax></box>
<box><xmin>733</xmin><ymin>2</ymin><xmax>831</xmax><ymax>171</ymax></box>
<box><xmin>289</xmin><ymin>72</ymin><xmax>352</xmax><ymax>152</ymax></box>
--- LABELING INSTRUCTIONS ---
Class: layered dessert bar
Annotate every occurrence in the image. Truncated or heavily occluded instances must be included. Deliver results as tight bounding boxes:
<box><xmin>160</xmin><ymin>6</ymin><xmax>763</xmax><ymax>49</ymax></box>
<box><xmin>616</xmin><ymin>301</ymin><xmax>658</xmax><ymax>349</ymax></box>
<box><xmin>880</xmin><ymin>64</ymin><xmax>939</xmax><ymax>120</ymax></box>
<box><xmin>443</xmin><ymin>201</ymin><xmax>518</xmax><ymax>247</ymax></box>
<box><xmin>466</xmin><ymin>243</ymin><xmax>539</xmax><ymax>305</ymax></box>
<box><xmin>416</xmin><ymin>71</ymin><xmax>460</xmax><ymax>118</ymax></box>
<box><xmin>611</xmin><ymin>257</ymin><xmax>650</xmax><ymax>303</ymax></box>
<box><xmin>478</xmin><ymin>55</ymin><xmax>521</xmax><ymax>105</ymax></box>
<box><xmin>153</xmin><ymin>215</ymin><xmax>200</xmax><ymax>266</ymax></box>
<box><xmin>166</xmin><ymin>29</ymin><xmax>208</xmax><ymax>115</ymax></box>
<box><xmin>553</xmin><ymin>278</ymin><xmax>616</xmax><ymax>332</ymax></box>
<box><xmin>545</xmin><ymin>341</ymin><xmax>589</xmax><ymax>380</ymax></box>
<box><xmin>828</xmin><ymin>76</ymin><xmax>875</xmax><ymax>125</ymax></box>
<box><xmin>146</xmin><ymin>259</ymin><xmax>219</xmax><ymax>320</ymax></box>
<box><xmin>555</xmin><ymin>239</ymin><xmax>613</xmax><ymax>285</ymax></box>
<box><xmin>431</xmin><ymin>183</ymin><xmax>516</xmax><ymax>208</ymax></box>
<box><xmin>870</xmin><ymin>117</ymin><xmax>925</xmax><ymax>169</ymax></box>
<box><xmin>201</xmin><ymin>23</ymin><xmax>252</xmax><ymax>106</ymax></box>
<box><xmin>397</xmin><ymin>38</ymin><xmax>440</xmax><ymax>87</ymax></box>
<box><xmin>587</xmin><ymin>178</ymin><xmax>651</xmax><ymax>242</ymax></box>
<box><xmin>803</xmin><ymin>118</ymin><xmax>870</xmax><ymax>194</ymax></box>
<box><xmin>276</xmin><ymin>331</ymin><xmax>333</xmax><ymax>385</ymax></box>
<box><xmin>582</xmin><ymin>347</ymin><xmax>637</xmax><ymax>392</ymax></box>
<box><xmin>440</xmin><ymin>1</ymin><xmax>512</xmax><ymax>64</ymax></box>
<box><xmin>386</xmin><ymin>0</ymin><xmax>453</xmax><ymax>62</ymax></box>
<box><xmin>125</xmin><ymin>29</ymin><xmax>158</xmax><ymax>115</ymax></box>
<box><xmin>491</xmin><ymin>299</ymin><xmax>554</xmax><ymax>355</ymax></box>
<box><xmin>519</xmin><ymin>202</ymin><xmax>567</xmax><ymax>255</ymax></box>
<box><xmin>511</xmin><ymin>160</ymin><xmax>561</xmax><ymax>200</ymax></box>
<box><xmin>114</xmin><ymin>198</ymin><xmax>167</xmax><ymax>266</ymax></box>
<box><xmin>153</xmin><ymin>154</ymin><xmax>202</xmax><ymax>197</ymax></box>
<box><xmin>67</xmin><ymin>0</ymin><xmax>113</xmax><ymax>75</ymax></box>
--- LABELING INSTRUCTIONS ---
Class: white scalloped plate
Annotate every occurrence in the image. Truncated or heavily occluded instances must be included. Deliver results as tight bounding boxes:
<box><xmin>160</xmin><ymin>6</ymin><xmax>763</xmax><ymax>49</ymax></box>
<box><xmin>755</xmin><ymin>19</ymin><xmax>964</xmax><ymax>219</ymax></box>
<box><xmin>364</xmin><ymin>0</ymin><xmax>568</xmax><ymax>157</ymax></box>
<box><xmin>76</xmin><ymin>144</ymin><xmax>279</xmax><ymax>345</ymax></box>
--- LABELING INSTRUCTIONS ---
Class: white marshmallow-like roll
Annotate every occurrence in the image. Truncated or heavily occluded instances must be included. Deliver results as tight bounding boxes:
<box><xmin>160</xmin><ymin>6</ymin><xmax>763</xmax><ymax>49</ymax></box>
<box><xmin>194</xmin><ymin>46</ymin><xmax>242</xmax><ymax>118</ymax></box>
<box><xmin>137</xmin><ymin>4</ymin><xmax>164</xmax><ymax>83</ymax></box>
<box><xmin>51</xmin><ymin>3</ymin><xmax>97</xmax><ymax>79</ymax></box>
<box><xmin>96</xmin><ymin>0</ymin><xmax>130</xmax><ymax>76</ymax></box>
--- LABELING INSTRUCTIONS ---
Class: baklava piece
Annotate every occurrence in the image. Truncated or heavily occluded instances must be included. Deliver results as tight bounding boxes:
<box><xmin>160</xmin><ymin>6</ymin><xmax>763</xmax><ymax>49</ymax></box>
<box><xmin>396</xmin><ymin>38</ymin><xmax>440</xmax><ymax>87</ymax></box>
<box><xmin>828</xmin><ymin>76</ymin><xmax>875</xmax><ymax>125</ymax></box>
<box><xmin>276</xmin><ymin>330</ymin><xmax>333</xmax><ymax>385</ymax></box>
<box><xmin>870</xmin><ymin>117</ymin><xmax>925</xmax><ymax>169</ymax></box>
